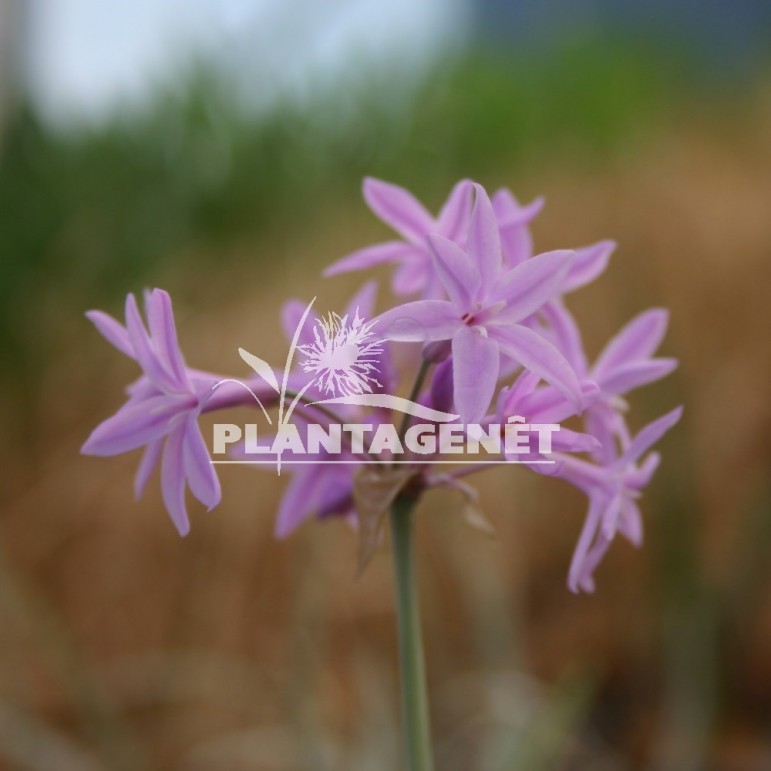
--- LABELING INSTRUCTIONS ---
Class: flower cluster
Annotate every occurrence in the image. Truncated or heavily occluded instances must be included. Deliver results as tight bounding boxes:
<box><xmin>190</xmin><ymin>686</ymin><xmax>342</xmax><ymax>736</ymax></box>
<box><xmin>82</xmin><ymin>178</ymin><xmax>680</xmax><ymax>592</ymax></box>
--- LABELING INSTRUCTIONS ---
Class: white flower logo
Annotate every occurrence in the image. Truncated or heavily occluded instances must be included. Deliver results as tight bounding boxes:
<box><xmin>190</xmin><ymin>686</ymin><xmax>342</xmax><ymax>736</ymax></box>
<box><xmin>298</xmin><ymin>309</ymin><xmax>384</xmax><ymax>396</ymax></box>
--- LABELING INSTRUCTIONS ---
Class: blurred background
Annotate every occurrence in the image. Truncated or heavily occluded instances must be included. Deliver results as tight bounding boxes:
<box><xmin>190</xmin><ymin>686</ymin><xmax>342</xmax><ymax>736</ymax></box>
<box><xmin>1</xmin><ymin>0</ymin><xmax>770</xmax><ymax>768</ymax></box>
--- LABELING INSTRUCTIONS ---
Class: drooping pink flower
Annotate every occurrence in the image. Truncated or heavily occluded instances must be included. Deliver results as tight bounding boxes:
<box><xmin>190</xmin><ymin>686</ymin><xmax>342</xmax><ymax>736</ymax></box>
<box><xmin>557</xmin><ymin>406</ymin><xmax>683</xmax><ymax>592</ymax></box>
<box><xmin>81</xmin><ymin>289</ymin><xmax>220</xmax><ymax>535</ymax></box>
<box><xmin>373</xmin><ymin>183</ymin><xmax>583</xmax><ymax>423</ymax></box>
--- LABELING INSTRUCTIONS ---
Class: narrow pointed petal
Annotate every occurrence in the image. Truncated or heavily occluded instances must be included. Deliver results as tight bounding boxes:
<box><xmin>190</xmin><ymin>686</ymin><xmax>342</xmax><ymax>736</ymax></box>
<box><xmin>568</xmin><ymin>494</ymin><xmax>605</xmax><ymax>593</ymax></box>
<box><xmin>601</xmin><ymin>493</ymin><xmax>624</xmax><ymax>539</ymax></box>
<box><xmin>492</xmin><ymin>250</ymin><xmax>574</xmax><ymax>322</ymax></box>
<box><xmin>468</xmin><ymin>184</ymin><xmax>502</xmax><ymax>296</ymax></box>
<box><xmin>134</xmin><ymin>438</ymin><xmax>163</xmax><ymax>500</ymax></box>
<box><xmin>281</xmin><ymin>300</ymin><xmax>317</xmax><ymax>347</ymax></box>
<box><xmin>392</xmin><ymin>259</ymin><xmax>430</xmax><ymax>295</ymax></box>
<box><xmin>584</xmin><ymin>404</ymin><xmax>619</xmax><ymax>466</ymax></box>
<box><xmin>619</xmin><ymin>499</ymin><xmax>643</xmax><ymax>546</ymax></box>
<box><xmin>323</xmin><ymin>241</ymin><xmax>417</xmax><ymax>277</ymax></box>
<box><xmin>86</xmin><ymin>311</ymin><xmax>135</xmax><ymax>358</ymax></box>
<box><xmin>345</xmin><ymin>281</ymin><xmax>378</xmax><ymax>320</ymax></box>
<box><xmin>452</xmin><ymin>326</ymin><xmax>500</xmax><ymax>423</ymax></box>
<box><xmin>497</xmin><ymin>370</ymin><xmax>540</xmax><ymax>418</ymax></box>
<box><xmin>493</xmin><ymin>190</ymin><xmax>544</xmax><ymax>265</ymax></box>
<box><xmin>597</xmin><ymin>358</ymin><xmax>679</xmax><ymax>396</ymax></box>
<box><xmin>551</xmin><ymin>428</ymin><xmax>602</xmax><ymax>454</ymax></box>
<box><xmin>125</xmin><ymin>293</ymin><xmax>176</xmax><ymax>390</ymax></box>
<box><xmin>437</xmin><ymin>179</ymin><xmax>474</xmax><ymax>241</ymax></box>
<box><xmin>540</xmin><ymin>301</ymin><xmax>588</xmax><ymax>374</ymax></box>
<box><xmin>81</xmin><ymin>395</ymin><xmax>182</xmax><ymax>456</ymax></box>
<box><xmin>562</xmin><ymin>240</ymin><xmax>616</xmax><ymax>292</ymax></box>
<box><xmin>518</xmin><ymin>380</ymin><xmax>598</xmax><ymax>424</ymax></box>
<box><xmin>145</xmin><ymin>289</ymin><xmax>189</xmax><ymax>388</ymax></box>
<box><xmin>500</xmin><ymin>226</ymin><xmax>533</xmax><ymax>267</ymax></box>
<box><xmin>373</xmin><ymin>300</ymin><xmax>460</xmax><ymax>343</ymax></box>
<box><xmin>362</xmin><ymin>178</ymin><xmax>434</xmax><ymax>243</ymax></box>
<box><xmin>275</xmin><ymin>467</ymin><xmax>324</xmax><ymax>539</ymax></box>
<box><xmin>492</xmin><ymin>188</ymin><xmax>544</xmax><ymax>228</ymax></box>
<box><xmin>556</xmin><ymin>455</ymin><xmax>607</xmax><ymax>495</ymax></box>
<box><xmin>593</xmin><ymin>308</ymin><xmax>670</xmax><ymax>377</ymax></box>
<box><xmin>427</xmin><ymin>358</ymin><xmax>454</xmax><ymax>414</ymax></box>
<box><xmin>620</xmin><ymin>406</ymin><xmax>683</xmax><ymax>466</ymax></box>
<box><xmin>161</xmin><ymin>426</ymin><xmax>190</xmax><ymax>536</ymax></box>
<box><xmin>428</xmin><ymin>234</ymin><xmax>478</xmax><ymax>311</ymax></box>
<box><xmin>183</xmin><ymin>417</ymin><xmax>221</xmax><ymax>510</ymax></box>
<box><xmin>493</xmin><ymin>324</ymin><xmax>582</xmax><ymax>410</ymax></box>
<box><xmin>316</xmin><ymin>470</ymin><xmax>356</xmax><ymax>518</ymax></box>
<box><xmin>627</xmin><ymin>451</ymin><xmax>661</xmax><ymax>489</ymax></box>
<box><xmin>576</xmin><ymin>534</ymin><xmax>612</xmax><ymax>593</ymax></box>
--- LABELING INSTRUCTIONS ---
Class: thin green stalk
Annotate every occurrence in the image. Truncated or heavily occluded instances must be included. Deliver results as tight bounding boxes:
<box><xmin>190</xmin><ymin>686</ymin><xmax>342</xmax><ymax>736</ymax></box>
<box><xmin>390</xmin><ymin>495</ymin><xmax>434</xmax><ymax>771</ymax></box>
<box><xmin>398</xmin><ymin>359</ymin><xmax>432</xmax><ymax>440</ymax></box>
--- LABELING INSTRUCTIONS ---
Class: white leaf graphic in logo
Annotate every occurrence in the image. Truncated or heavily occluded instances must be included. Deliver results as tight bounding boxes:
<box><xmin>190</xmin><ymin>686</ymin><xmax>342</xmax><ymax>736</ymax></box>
<box><xmin>238</xmin><ymin>347</ymin><xmax>280</xmax><ymax>393</ymax></box>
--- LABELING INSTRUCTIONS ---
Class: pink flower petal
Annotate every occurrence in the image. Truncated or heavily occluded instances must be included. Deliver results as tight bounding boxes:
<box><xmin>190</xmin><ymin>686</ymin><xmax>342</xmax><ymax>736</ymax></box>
<box><xmin>125</xmin><ymin>293</ymin><xmax>177</xmax><ymax>391</ymax></box>
<box><xmin>81</xmin><ymin>395</ymin><xmax>182</xmax><ymax>456</ymax></box>
<box><xmin>492</xmin><ymin>250</ymin><xmax>574</xmax><ymax>322</ymax></box>
<box><xmin>619</xmin><ymin>406</ymin><xmax>683</xmax><ymax>467</ymax></box>
<box><xmin>134</xmin><ymin>438</ymin><xmax>163</xmax><ymax>500</ymax></box>
<box><xmin>362</xmin><ymin>177</ymin><xmax>434</xmax><ymax>243</ymax></box>
<box><xmin>492</xmin><ymin>324</ymin><xmax>582</xmax><ymax>410</ymax></box>
<box><xmin>427</xmin><ymin>234</ymin><xmax>478</xmax><ymax>312</ymax></box>
<box><xmin>540</xmin><ymin>301</ymin><xmax>588</xmax><ymax>375</ymax></box>
<box><xmin>593</xmin><ymin>308</ymin><xmax>670</xmax><ymax>378</ymax></box>
<box><xmin>619</xmin><ymin>499</ymin><xmax>643</xmax><ymax>546</ymax></box>
<box><xmin>452</xmin><ymin>326</ymin><xmax>500</xmax><ymax>424</ymax></box>
<box><xmin>86</xmin><ymin>310</ymin><xmax>135</xmax><ymax>358</ymax></box>
<box><xmin>323</xmin><ymin>241</ymin><xmax>417</xmax><ymax>277</ymax></box>
<box><xmin>183</xmin><ymin>417</ymin><xmax>221</xmax><ymax>510</ymax></box>
<box><xmin>145</xmin><ymin>289</ymin><xmax>190</xmax><ymax>389</ymax></box>
<box><xmin>468</xmin><ymin>184</ymin><xmax>502</xmax><ymax>297</ymax></box>
<box><xmin>437</xmin><ymin>179</ymin><xmax>474</xmax><ymax>242</ymax></box>
<box><xmin>374</xmin><ymin>300</ymin><xmax>460</xmax><ymax>343</ymax></box>
<box><xmin>345</xmin><ymin>281</ymin><xmax>378</xmax><ymax>320</ymax></box>
<box><xmin>275</xmin><ymin>466</ymin><xmax>326</xmax><ymax>539</ymax></box>
<box><xmin>597</xmin><ymin>358</ymin><xmax>678</xmax><ymax>396</ymax></box>
<box><xmin>568</xmin><ymin>494</ymin><xmax>605</xmax><ymax>593</ymax></box>
<box><xmin>562</xmin><ymin>240</ymin><xmax>616</xmax><ymax>293</ymax></box>
<box><xmin>161</xmin><ymin>425</ymin><xmax>190</xmax><ymax>536</ymax></box>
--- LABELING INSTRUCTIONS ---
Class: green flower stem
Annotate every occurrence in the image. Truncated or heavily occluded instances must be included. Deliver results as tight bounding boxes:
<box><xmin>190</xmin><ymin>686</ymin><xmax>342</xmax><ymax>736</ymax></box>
<box><xmin>390</xmin><ymin>494</ymin><xmax>434</xmax><ymax>771</ymax></box>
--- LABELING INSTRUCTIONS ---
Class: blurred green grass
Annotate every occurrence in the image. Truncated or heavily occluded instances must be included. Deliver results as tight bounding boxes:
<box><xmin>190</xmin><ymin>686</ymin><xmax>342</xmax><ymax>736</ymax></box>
<box><xmin>0</xmin><ymin>39</ymin><xmax>680</xmax><ymax>382</ymax></box>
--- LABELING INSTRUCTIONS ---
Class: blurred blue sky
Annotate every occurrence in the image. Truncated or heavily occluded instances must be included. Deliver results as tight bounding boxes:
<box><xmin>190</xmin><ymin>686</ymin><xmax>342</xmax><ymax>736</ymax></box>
<box><xmin>21</xmin><ymin>0</ymin><xmax>464</xmax><ymax>124</ymax></box>
<box><xmin>11</xmin><ymin>0</ymin><xmax>771</xmax><ymax>126</ymax></box>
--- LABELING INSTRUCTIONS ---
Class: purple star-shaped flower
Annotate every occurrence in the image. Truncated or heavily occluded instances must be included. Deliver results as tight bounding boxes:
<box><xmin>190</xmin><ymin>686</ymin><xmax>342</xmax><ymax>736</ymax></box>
<box><xmin>557</xmin><ymin>406</ymin><xmax>683</xmax><ymax>592</ymax></box>
<box><xmin>373</xmin><ymin>184</ymin><xmax>583</xmax><ymax>423</ymax></box>
<box><xmin>81</xmin><ymin>289</ymin><xmax>220</xmax><ymax>536</ymax></box>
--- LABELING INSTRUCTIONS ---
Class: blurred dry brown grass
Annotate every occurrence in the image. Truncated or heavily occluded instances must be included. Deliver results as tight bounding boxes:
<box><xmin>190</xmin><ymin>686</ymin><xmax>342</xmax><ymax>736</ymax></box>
<box><xmin>1</xmin><ymin>97</ymin><xmax>771</xmax><ymax>770</ymax></box>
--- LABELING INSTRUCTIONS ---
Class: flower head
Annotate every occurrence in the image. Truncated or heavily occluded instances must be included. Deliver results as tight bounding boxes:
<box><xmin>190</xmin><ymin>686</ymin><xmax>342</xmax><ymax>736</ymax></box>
<box><xmin>374</xmin><ymin>183</ymin><xmax>583</xmax><ymax>423</ymax></box>
<box><xmin>81</xmin><ymin>289</ymin><xmax>220</xmax><ymax>536</ymax></box>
